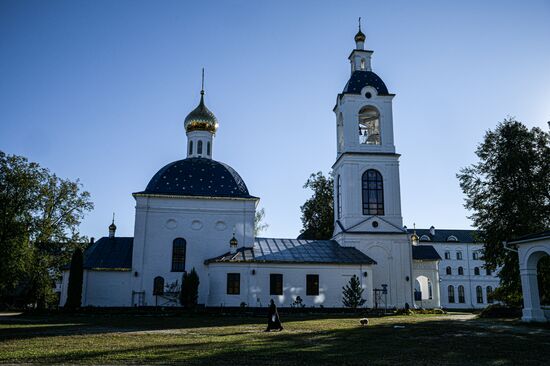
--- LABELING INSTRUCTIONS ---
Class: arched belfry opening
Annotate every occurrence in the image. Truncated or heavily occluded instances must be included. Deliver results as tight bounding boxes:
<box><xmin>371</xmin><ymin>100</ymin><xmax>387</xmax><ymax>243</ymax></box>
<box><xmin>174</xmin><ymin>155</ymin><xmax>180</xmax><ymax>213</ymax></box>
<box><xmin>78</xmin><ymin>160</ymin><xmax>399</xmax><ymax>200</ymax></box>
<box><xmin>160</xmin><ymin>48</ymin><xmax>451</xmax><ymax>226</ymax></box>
<box><xmin>358</xmin><ymin>106</ymin><xmax>380</xmax><ymax>145</ymax></box>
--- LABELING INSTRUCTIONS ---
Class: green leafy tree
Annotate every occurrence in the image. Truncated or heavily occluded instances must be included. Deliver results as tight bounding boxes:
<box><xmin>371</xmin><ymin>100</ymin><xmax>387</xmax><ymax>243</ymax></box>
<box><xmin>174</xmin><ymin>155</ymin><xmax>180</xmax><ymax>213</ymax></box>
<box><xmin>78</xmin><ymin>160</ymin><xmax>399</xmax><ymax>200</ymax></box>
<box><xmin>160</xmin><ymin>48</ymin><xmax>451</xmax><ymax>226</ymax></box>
<box><xmin>342</xmin><ymin>275</ymin><xmax>366</xmax><ymax>308</ymax></box>
<box><xmin>299</xmin><ymin>172</ymin><xmax>334</xmax><ymax>240</ymax></box>
<box><xmin>180</xmin><ymin>268</ymin><xmax>200</xmax><ymax>309</ymax></box>
<box><xmin>0</xmin><ymin>151</ymin><xmax>93</xmax><ymax>308</ymax></box>
<box><xmin>457</xmin><ymin>118</ymin><xmax>550</xmax><ymax>306</ymax></box>
<box><xmin>65</xmin><ymin>248</ymin><xmax>83</xmax><ymax>309</ymax></box>
<box><xmin>254</xmin><ymin>207</ymin><xmax>269</xmax><ymax>236</ymax></box>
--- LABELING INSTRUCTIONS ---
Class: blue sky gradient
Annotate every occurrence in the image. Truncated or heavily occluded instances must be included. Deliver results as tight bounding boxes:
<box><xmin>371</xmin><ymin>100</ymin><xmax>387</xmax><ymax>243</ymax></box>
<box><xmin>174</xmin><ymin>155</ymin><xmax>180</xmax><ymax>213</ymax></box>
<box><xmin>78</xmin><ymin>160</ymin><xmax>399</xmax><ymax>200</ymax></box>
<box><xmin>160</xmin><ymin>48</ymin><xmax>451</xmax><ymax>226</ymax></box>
<box><xmin>1</xmin><ymin>0</ymin><xmax>549</xmax><ymax>239</ymax></box>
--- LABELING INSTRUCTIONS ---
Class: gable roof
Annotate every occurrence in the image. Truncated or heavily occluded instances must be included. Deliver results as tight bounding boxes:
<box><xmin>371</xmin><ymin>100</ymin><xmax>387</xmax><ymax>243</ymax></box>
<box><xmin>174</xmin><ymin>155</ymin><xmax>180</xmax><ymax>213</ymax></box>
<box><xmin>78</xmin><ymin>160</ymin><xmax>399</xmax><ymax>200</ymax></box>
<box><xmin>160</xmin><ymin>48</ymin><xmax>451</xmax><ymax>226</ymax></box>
<box><xmin>205</xmin><ymin>237</ymin><xmax>376</xmax><ymax>265</ymax></box>
<box><xmin>407</xmin><ymin>228</ymin><xmax>478</xmax><ymax>243</ymax></box>
<box><xmin>412</xmin><ymin>245</ymin><xmax>441</xmax><ymax>261</ymax></box>
<box><xmin>82</xmin><ymin>237</ymin><xmax>133</xmax><ymax>270</ymax></box>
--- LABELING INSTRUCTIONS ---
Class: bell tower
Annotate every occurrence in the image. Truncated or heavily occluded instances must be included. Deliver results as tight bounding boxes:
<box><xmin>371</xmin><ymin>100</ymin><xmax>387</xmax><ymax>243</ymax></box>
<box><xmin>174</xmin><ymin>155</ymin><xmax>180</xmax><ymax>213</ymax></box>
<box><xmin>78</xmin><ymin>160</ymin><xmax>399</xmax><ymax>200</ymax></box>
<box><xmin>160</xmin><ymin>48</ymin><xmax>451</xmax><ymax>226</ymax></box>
<box><xmin>331</xmin><ymin>21</ymin><xmax>413</xmax><ymax>309</ymax></box>
<box><xmin>333</xmin><ymin>20</ymin><xmax>403</xmax><ymax>234</ymax></box>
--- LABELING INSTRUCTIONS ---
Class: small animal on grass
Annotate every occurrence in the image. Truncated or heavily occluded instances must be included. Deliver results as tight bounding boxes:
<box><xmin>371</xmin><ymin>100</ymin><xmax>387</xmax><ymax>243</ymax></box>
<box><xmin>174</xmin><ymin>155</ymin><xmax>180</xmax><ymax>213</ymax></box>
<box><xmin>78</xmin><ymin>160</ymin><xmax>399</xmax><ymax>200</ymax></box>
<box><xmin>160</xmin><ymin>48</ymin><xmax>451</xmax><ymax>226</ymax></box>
<box><xmin>359</xmin><ymin>318</ymin><xmax>369</xmax><ymax>326</ymax></box>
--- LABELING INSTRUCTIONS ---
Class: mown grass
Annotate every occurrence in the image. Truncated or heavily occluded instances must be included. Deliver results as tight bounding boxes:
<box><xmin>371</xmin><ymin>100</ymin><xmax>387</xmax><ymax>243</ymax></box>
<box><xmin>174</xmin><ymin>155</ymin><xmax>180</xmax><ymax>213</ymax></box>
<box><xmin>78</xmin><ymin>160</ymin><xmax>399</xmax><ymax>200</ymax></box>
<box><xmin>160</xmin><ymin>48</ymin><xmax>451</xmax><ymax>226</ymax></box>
<box><xmin>0</xmin><ymin>312</ymin><xmax>549</xmax><ymax>365</ymax></box>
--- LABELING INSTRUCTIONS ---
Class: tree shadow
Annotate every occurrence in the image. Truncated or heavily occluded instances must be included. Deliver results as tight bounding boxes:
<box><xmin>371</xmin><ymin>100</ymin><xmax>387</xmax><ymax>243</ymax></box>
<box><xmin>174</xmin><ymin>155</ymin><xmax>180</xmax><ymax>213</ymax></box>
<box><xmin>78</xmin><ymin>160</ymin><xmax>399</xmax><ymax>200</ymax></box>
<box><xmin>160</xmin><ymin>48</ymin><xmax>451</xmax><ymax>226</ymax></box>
<box><xmin>2</xmin><ymin>314</ymin><xmax>550</xmax><ymax>365</ymax></box>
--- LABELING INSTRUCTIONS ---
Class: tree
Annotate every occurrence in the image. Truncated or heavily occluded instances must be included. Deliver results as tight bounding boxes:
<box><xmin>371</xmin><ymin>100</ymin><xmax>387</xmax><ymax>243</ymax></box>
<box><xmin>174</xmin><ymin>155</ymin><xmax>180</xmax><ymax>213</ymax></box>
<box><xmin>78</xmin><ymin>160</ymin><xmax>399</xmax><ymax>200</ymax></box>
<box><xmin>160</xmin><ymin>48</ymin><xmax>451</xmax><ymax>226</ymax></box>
<box><xmin>0</xmin><ymin>151</ymin><xmax>93</xmax><ymax>308</ymax></box>
<box><xmin>65</xmin><ymin>248</ymin><xmax>83</xmax><ymax>309</ymax></box>
<box><xmin>180</xmin><ymin>268</ymin><xmax>200</xmax><ymax>309</ymax></box>
<box><xmin>254</xmin><ymin>207</ymin><xmax>269</xmax><ymax>236</ymax></box>
<box><xmin>298</xmin><ymin>172</ymin><xmax>334</xmax><ymax>240</ymax></box>
<box><xmin>342</xmin><ymin>275</ymin><xmax>366</xmax><ymax>308</ymax></box>
<box><xmin>457</xmin><ymin>118</ymin><xmax>550</xmax><ymax>306</ymax></box>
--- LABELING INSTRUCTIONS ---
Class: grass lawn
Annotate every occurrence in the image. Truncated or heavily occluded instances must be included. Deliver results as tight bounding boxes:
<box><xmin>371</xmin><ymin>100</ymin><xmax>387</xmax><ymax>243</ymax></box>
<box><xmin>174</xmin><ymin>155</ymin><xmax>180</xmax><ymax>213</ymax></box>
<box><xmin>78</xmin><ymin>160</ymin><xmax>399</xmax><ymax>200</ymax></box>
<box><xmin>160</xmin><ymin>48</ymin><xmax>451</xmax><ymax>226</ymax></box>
<box><xmin>1</xmin><ymin>311</ymin><xmax>549</xmax><ymax>365</ymax></box>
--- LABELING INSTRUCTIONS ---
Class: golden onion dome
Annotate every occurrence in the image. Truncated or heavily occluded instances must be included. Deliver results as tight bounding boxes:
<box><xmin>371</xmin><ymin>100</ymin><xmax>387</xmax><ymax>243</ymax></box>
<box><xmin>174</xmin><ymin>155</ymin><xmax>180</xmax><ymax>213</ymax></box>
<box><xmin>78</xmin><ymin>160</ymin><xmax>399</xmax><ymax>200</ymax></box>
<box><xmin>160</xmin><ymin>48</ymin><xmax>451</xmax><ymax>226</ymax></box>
<box><xmin>184</xmin><ymin>91</ymin><xmax>218</xmax><ymax>133</ymax></box>
<box><xmin>354</xmin><ymin>29</ymin><xmax>366</xmax><ymax>43</ymax></box>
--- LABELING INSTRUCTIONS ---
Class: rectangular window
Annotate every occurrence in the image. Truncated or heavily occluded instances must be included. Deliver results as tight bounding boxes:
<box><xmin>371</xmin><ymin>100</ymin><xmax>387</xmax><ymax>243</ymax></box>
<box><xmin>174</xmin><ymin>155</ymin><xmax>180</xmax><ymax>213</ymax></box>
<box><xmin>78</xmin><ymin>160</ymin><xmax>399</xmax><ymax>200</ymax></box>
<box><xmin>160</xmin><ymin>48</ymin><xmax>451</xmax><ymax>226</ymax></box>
<box><xmin>306</xmin><ymin>274</ymin><xmax>319</xmax><ymax>296</ymax></box>
<box><xmin>456</xmin><ymin>251</ymin><xmax>463</xmax><ymax>260</ymax></box>
<box><xmin>270</xmin><ymin>274</ymin><xmax>283</xmax><ymax>295</ymax></box>
<box><xmin>444</xmin><ymin>251</ymin><xmax>451</xmax><ymax>260</ymax></box>
<box><xmin>486</xmin><ymin>268</ymin><xmax>492</xmax><ymax>276</ymax></box>
<box><xmin>226</xmin><ymin>273</ymin><xmax>240</xmax><ymax>295</ymax></box>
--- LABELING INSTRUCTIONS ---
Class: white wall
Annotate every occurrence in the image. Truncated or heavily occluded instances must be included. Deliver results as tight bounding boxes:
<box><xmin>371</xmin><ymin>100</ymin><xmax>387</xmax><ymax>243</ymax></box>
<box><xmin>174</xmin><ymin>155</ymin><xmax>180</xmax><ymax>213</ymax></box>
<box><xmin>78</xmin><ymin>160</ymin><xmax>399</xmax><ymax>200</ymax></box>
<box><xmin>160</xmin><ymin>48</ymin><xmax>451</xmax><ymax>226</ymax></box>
<box><xmin>131</xmin><ymin>194</ymin><xmax>257</xmax><ymax>307</ymax></box>
<box><xmin>431</xmin><ymin>242</ymin><xmax>500</xmax><ymax>309</ymax></box>
<box><xmin>207</xmin><ymin>263</ymin><xmax>373</xmax><ymax>308</ymax></box>
<box><xmin>335</xmin><ymin>232</ymin><xmax>413</xmax><ymax>309</ymax></box>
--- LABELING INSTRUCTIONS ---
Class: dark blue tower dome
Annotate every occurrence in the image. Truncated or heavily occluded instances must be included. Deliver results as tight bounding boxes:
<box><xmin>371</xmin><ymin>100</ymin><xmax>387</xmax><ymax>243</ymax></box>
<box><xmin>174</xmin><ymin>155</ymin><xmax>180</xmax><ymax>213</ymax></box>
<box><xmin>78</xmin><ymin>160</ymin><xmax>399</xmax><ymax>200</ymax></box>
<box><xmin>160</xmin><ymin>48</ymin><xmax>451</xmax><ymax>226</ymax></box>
<box><xmin>138</xmin><ymin>158</ymin><xmax>255</xmax><ymax>199</ymax></box>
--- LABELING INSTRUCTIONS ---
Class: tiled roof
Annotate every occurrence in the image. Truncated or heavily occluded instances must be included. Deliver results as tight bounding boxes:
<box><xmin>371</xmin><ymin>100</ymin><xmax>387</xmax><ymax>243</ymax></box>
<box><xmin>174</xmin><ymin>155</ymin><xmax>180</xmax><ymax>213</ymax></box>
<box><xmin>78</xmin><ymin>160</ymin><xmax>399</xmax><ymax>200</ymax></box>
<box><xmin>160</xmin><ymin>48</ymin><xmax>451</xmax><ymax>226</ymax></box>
<box><xmin>205</xmin><ymin>237</ymin><xmax>376</xmax><ymax>265</ymax></box>
<box><xmin>408</xmin><ymin>229</ymin><xmax>478</xmax><ymax>243</ymax></box>
<box><xmin>343</xmin><ymin>70</ymin><xmax>390</xmax><ymax>95</ymax></box>
<box><xmin>509</xmin><ymin>230</ymin><xmax>550</xmax><ymax>243</ymax></box>
<box><xmin>412</xmin><ymin>245</ymin><xmax>441</xmax><ymax>261</ymax></box>
<box><xmin>136</xmin><ymin>158</ymin><xmax>256</xmax><ymax>199</ymax></box>
<box><xmin>83</xmin><ymin>237</ymin><xmax>133</xmax><ymax>270</ymax></box>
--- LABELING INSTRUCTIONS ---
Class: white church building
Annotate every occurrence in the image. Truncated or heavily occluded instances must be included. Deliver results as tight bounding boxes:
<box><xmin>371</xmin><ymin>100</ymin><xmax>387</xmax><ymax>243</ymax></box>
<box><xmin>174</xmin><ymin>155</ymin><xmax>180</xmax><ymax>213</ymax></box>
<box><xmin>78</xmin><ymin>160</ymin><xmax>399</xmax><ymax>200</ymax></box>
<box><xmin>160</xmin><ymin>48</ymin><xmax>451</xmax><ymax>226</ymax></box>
<box><xmin>60</xmin><ymin>27</ymin><xmax>498</xmax><ymax>310</ymax></box>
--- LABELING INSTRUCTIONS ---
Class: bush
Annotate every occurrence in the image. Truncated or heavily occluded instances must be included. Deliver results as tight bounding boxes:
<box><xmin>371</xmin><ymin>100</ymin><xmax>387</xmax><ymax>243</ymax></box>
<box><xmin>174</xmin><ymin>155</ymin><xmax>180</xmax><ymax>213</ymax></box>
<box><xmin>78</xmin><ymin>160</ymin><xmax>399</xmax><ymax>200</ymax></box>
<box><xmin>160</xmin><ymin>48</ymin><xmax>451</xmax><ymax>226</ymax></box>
<box><xmin>478</xmin><ymin>304</ymin><xmax>522</xmax><ymax>319</ymax></box>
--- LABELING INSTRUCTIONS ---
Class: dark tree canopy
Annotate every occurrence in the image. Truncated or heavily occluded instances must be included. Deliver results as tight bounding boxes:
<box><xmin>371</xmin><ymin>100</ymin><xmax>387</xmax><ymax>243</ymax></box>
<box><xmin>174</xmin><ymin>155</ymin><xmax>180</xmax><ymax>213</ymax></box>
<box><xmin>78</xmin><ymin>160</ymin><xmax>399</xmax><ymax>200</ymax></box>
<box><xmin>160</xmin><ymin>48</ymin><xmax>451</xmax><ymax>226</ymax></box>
<box><xmin>457</xmin><ymin>119</ymin><xmax>550</xmax><ymax>305</ymax></box>
<box><xmin>298</xmin><ymin>172</ymin><xmax>334</xmax><ymax>240</ymax></box>
<box><xmin>65</xmin><ymin>248</ymin><xmax>84</xmax><ymax>309</ymax></box>
<box><xmin>0</xmin><ymin>151</ymin><xmax>93</xmax><ymax>308</ymax></box>
<box><xmin>180</xmin><ymin>268</ymin><xmax>200</xmax><ymax>309</ymax></box>
<box><xmin>342</xmin><ymin>275</ymin><xmax>366</xmax><ymax>308</ymax></box>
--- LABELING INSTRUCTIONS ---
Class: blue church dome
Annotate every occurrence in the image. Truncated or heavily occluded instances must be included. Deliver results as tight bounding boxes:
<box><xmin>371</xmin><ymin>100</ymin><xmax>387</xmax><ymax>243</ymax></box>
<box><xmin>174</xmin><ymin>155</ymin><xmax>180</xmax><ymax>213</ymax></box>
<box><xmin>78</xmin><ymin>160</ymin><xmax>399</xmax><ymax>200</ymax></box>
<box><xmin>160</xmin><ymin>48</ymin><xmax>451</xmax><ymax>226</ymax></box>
<box><xmin>140</xmin><ymin>158</ymin><xmax>254</xmax><ymax>198</ymax></box>
<box><xmin>343</xmin><ymin>70</ymin><xmax>390</xmax><ymax>95</ymax></box>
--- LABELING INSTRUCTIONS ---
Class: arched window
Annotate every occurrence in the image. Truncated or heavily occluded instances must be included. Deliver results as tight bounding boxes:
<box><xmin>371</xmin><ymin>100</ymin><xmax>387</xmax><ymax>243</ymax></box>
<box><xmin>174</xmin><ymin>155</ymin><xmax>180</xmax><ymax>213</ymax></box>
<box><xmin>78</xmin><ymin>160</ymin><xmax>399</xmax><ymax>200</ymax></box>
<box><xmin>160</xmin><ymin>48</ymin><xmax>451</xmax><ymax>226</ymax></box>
<box><xmin>446</xmin><ymin>266</ymin><xmax>452</xmax><ymax>275</ymax></box>
<box><xmin>487</xmin><ymin>286</ymin><xmax>494</xmax><ymax>304</ymax></box>
<box><xmin>336</xmin><ymin>175</ymin><xmax>342</xmax><ymax>219</ymax></box>
<box><xmin>360</xmin><ymin>58</ymin><xmax>366</xmax><ymax>70</ymax></box>
<box><xmin>362</xmin><ymin>169</ymin><xmax>384</xmax><ymax>215</ymax></box>
<box><xmin>172</xmin><ymin>238</ymin><xmax>186</xmax><ymax>272</ymax></box>
<box><xmin>456</xmin><ymin>251</ymin><xmax>463</xmax><ymax>260</ymax></box>
<box><xmin>485</xmin><ymin>268</ymin><xmax>492</xmax><ymax>276</ymax></box>
<box><xmin>444</xmin><ymin>251</ymin><xmax>451</xmax><ymax>259</ymax></box>
<box><xmin>207</xmin><ymin>141</ymin><xmax>211</xmax><ymax>156</ymax></box>
<box><xmin>448</xmin><ymin>285</ymin><xmax>455</xmax><ymax>303</ymax></box>
<box><xmin>358</xmin><ymin>106</ymin><xmax>380</xmax><ymax>145</ymax></box>
<box><xmin>337</xmin><ymin>113</ymin><xmax>344</xmax><ymax>153</ymax></box>
<box><xmin>458</xmin><ymin>285</ymin><xmax>465</xmax><ymax>303</ymax></box>
<box><xmin>420</xmin><ymin>235</ymin><xmax>431</xmax><ymax>241</ymax></box>
<box><xmin>476</xmin><ymin>286</ymin><xmax>483</xmax><ymax>304</ymax></box>
<box><xmin>428</xmin><ymin>280</ymin><xmax>433</xmax><ymax>300</ymax></box>
<box><xmin>447</xmin><ymin>235</ymin><xmax>458</xmax><ymax>242</ymax></box>
<box><xmin>153</xmin><ymin>276</ymin><xmax>165</xmax><ymax>296</ymax></box>
<box><xmin>474</xmin><ymin>267</ymin><xmax>480</xmax><ymax>276</ymax></box>
<box><xmin>189</xmin><ymin>141</ymin><xmax>193</xmax><ymax>155</ymax></box>
<box><xmin>458</xmin><ymin>266</ymin><xmax>464</xmax><ymax>275</ymax></box>
<box><xmin>197</xmin><ymin>140</ymin><xmax>203</xmax><ymax>155</ymax></box>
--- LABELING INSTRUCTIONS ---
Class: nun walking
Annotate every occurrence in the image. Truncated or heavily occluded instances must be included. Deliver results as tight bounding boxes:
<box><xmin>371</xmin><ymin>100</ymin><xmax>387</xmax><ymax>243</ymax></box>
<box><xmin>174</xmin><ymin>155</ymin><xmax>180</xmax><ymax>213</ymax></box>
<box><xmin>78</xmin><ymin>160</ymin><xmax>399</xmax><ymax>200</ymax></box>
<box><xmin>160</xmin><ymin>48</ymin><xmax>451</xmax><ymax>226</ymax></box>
<box><xmin>265</xmin><ymin>299</ymin><xmax>284</xmax><ymax>332</ymax></box>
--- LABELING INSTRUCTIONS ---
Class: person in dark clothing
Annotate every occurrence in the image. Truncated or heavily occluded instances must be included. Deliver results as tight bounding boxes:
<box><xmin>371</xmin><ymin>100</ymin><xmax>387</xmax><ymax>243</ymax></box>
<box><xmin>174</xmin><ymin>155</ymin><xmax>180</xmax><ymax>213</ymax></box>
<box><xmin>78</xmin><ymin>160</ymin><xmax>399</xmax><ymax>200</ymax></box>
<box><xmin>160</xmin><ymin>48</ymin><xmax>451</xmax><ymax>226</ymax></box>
<box><xmin>265</xmin><ymin>299</ymin><xmax>283</xmax><ymax>331</ymax></box>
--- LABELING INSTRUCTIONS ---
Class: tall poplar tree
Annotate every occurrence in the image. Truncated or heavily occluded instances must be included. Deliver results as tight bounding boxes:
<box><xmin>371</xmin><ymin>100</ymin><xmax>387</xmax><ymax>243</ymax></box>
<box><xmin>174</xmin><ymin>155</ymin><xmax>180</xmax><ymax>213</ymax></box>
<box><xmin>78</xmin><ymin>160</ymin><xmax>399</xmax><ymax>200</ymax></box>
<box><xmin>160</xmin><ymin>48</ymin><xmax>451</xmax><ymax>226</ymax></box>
<box><xmin>299</xmin><ymin>172</ymin><xmax>334</xmax><ymax>240</ymax></box>
<box><xmin>457</xmin><ymin>118</ymin><xmax>550</xmax><ymax>305</ymax></box>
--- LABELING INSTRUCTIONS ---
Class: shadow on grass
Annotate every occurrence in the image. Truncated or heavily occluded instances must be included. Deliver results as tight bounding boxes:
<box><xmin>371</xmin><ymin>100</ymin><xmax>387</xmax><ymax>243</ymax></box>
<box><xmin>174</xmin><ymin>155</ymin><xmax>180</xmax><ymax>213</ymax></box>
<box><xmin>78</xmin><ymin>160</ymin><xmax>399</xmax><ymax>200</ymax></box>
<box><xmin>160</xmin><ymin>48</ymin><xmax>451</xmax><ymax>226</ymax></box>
<box><xmin>2</xmin><ymin>315</ymin><xmax>550</xmax><ymax>365</ymax></box>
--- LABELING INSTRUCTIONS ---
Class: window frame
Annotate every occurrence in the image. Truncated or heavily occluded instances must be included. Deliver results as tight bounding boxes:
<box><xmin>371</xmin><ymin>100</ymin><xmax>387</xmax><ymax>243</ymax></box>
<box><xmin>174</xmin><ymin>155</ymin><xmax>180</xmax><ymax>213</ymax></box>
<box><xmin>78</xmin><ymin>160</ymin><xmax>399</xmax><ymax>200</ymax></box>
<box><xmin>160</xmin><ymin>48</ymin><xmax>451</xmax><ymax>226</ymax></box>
<box><xmin>362</xmin><ymin>169</ymin><xmax>384</xmax><ymax>216</ymax></box>
<box><xmin>197</xmin><ymin>140</ymin><xmax>203</xmax><ymax>154</ymax></box>
<box><xmin>226</xmin><ymin>273</ymin><xmax>241</xmax><ymax>295</ymax></box>
<box><xmin>458</xmin><ymin>266</ymin><xmax>464</xmax><ymax>276</ymax></box>
<box><xmin>270</xmin><ymin>273</ymin><xmax>283</xmax><ymax>295</ymax></box>
<box><xmin>476</xmin><ymin>286</ymin><xmax>483</xmax><ymax>304</ymax></box>
<box><xmin>458</xmin><ymin>285</ymin><xmax>465</xmax><ymax>303</ymax></box>
<box><xmin>474</xmin><ymin>267</ymin><xmax>480</xmax><ymax>276</ymax></box>
<box><xmin>306</xmin><ymin>274</ymin><xmax>320</xmax><ymax>296</ymax></box>
<box><xmin>456</xmin><ymin>251</ymin><xmax>463</xmax><ymax>260</ymax></box>
<box><xmin>446</xmin><ymin>266</ymin><xmax>452</xmax><ymax>275</ymax></box>
<box><xmin>153</xmin><ymin>276</ymin><xmax>165</xmax><ymax>296</ymax></box>
<box><xmin>444</xmin><ymin>251</ymin><xmax>451</xmax><ymax>260</ymax></box>
<box><xmin>171</xmin><ymin>238</ymin><xmax>186</xmax><ymax>272</ymax></box>
<box><xmin>448</xmin><ymin>285</ymin><xmax>455</xmax><ymax>303</ymax></box>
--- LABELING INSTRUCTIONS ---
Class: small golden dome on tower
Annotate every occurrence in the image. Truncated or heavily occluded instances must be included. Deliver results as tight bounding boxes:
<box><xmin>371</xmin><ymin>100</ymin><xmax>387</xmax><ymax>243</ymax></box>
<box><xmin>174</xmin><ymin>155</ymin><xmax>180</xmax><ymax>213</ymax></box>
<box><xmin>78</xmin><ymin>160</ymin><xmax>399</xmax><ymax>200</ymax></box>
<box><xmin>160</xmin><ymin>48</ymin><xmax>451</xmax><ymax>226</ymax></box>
<box><xmin>184</xmin><ymin>91</ymin><xmax>218</xmax><ymax>133</ymax></box>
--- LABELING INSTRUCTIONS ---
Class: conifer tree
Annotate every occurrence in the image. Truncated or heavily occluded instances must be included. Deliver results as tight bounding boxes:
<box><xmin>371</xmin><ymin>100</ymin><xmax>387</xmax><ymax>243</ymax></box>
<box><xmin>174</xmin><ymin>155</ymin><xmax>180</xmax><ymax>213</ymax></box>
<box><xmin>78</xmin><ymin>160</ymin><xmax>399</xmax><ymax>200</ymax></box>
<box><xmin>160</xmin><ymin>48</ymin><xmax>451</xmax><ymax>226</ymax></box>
<box><xmin>65</xmin><ymin>248</ymin><xmax>83</xmax><ymax>309</ymax></box>
<box><xmin>180</xmin><ymin>268</ymin><xmax>200</xmax><ymax>309</ymax></box>
<box><xmin>342</xmin><ymin>275</ymin><xmax>366</xmax><ymax>308</ymax></box>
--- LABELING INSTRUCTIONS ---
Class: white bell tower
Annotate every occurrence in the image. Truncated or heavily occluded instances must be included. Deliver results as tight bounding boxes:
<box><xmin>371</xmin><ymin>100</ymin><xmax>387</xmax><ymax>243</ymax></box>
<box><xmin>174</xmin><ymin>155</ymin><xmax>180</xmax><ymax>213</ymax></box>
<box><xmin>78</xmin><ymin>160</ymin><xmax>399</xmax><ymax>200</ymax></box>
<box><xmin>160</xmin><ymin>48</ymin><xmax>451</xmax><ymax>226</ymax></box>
<box><xmin>332</xmin><ymin>21</ymin><xmax>413</xmax><ymax>309</ymax></box>
<box><xmin>333</xmin><ymin>20</ymin><xmax>403</xmax><ymax>234</ymax></box>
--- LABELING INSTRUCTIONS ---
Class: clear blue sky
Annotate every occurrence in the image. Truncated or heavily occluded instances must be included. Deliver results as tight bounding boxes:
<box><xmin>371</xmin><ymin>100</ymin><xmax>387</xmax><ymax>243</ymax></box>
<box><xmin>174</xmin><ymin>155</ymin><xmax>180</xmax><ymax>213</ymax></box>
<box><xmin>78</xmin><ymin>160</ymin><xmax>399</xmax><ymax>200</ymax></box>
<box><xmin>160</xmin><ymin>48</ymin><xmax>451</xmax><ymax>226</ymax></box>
<box><xmin>1</xmin><ymin>0</ymin><xmax>549</xmax><ymax>239</ymax></box>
